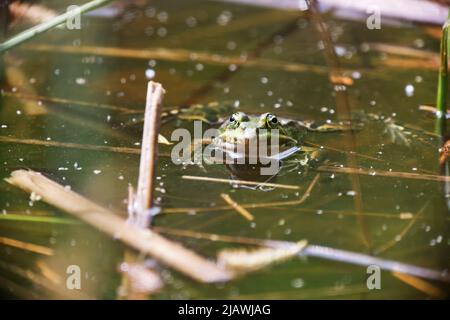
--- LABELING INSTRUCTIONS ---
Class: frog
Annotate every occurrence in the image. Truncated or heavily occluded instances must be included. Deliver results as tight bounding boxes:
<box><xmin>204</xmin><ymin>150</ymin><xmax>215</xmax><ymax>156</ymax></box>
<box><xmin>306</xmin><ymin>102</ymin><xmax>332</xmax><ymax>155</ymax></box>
<box><xmin>211</xmin><ymin>111</ymin><xmax>354</xmax><ymax>163</ymax></box>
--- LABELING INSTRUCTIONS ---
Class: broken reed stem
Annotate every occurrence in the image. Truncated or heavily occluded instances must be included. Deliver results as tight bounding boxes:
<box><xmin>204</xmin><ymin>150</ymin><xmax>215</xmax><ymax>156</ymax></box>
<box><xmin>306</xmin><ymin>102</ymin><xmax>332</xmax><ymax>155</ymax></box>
<box><xmin>5</xmin><ymin>170</ymin><xmax>232</xmax><ymax>283</ymax></box>
<box><xmin>0</xmin><ymin>0</ymin><xmax>113</xmax><ymax>54</ymax></box>
<box><xmin>135</xmin><ymin>82</ymin><xmax>165</xmax><ymax>216</ymax></box>
<box><xmin>182</xmin><ymin>175</ymin><xmax>300</xmax><ymax>190</ymax></box>
<box><xmin>318</xmin><ymin>165</ymin><xmax>450</xmax><ymax>182</ymax></box>
<box><xmin>220</xmin><ymin>194</ymin><xmax>254</xmax><ymax>221</ymax></box>
<box><xmin>23</xmin><ymin>44</ymin><xmax>329</xmax><ymax>74</ymax></box>
<box><xmin>167</xmin><ymin>174</ymin><xmax>320</xmax><ymax>214</ymax></box>
<box><xmin>373</xmin><ymin>203</ymin><xmax>427</xmax><ymax>255</ymax></box>
<box><xmin>154</xmin><ymin>226</ymin><xmax>450</xmax><ymax>283</ymax></box>
<box><xmin>0</xmin><ymin>236</ymin><xmax>54</xmax><ymax>256</ymax></box>
<box><xmin>392</xmin><ymin>272</ymin><xmax>447</xmax><ymax>299</ymax></box>
<box><xmin>1</xmin><ymin>91</ymin><xmax>138</xmax><ymax>113</ymax></box>
<box><xmin>0</xmin><ymin>135</ymin><xmax>141</xmax><ymax>154</ymax></box>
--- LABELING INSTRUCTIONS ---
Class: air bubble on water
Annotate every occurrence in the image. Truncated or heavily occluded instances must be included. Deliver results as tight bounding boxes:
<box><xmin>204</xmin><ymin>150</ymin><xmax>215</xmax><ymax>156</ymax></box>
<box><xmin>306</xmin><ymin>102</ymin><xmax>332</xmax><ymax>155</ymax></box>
<box><xmin>291</xmin><ymin>278</ymin><xmax>304</xmax><ymax>288</ymax></box>
<box><xmin>260</xmin><ymin>77</ymin><xmax>268</xmax><ymax>84</ymax></box>
<box><xmin>145</xmin><ymin>7</ymin><xmax>156</xmax><ymax>17</ymax></box>
<box><xmin>352</xmin><ymin>71</ymin><xmax>361</xmax><ymax>79</ymax></box>
<box><xmin>118</xmin><ymin>175</ymin><xmax>124</xmax><ymax>180</ymax></box>
<box><xmin>284</xmin><ymin>228</ymin><xmax>291</xmax><ymax>235</ymax></box>
<box><xmin>157</xmin><ymin>27</ymin><xmax>167</xmax><ymax>37</ymax></box>
<box><xmin>250</xmin><ymin>222</ymin><xmax>256</xmax><ymax>228</ymax></box>
<box><xmin>436</xmin><ymin>235</ymin><xmax>443</xmax><ymax>243</ymax></box>
<box><xmin>217</xmin><ymin>11</ymin><xmax>232</xmax><ymax>26</ymax></box>
<box><xmin>120</xmin><ymin>77</ymin><xmax>127</xmax><ymax>84</ymax></box>
<box><xmin>227</xmin><ymin>41</ymin><xmax>236</xmax><ymax>50</ymax></box>
<box><xmin>30</xmin><ymin>192</ymin><xmax>42</xmax><ymax>202</ymax></box>
<box><xmin>320</xmin><ymin>107</ymin><xmax>328</xmax><ymax>113</ymax></box>
<box><xmin>405</xmin><ymin>84</ymin><xmax>414</xmax><ymax>97</ymax></box>
<box><xmin>1</xmin><ymin>125</ymin><xmax>7</xmax><ymax>128</ymax></box>
<box><xmin>157</xmin><ymin>11</ymin><xmax>168</xmax><ymax>22</ymax></box>
<box><xmin>415</xmin><ymin>75</ymin><xmax>423</xmax><ymax>83</ymax></box>
<box><xmin>317</xmin><ymin>40</ymin><xmax>325</xmax><ymax>50</ymax></box>
<box><xmin>278</xmin><ymin>219</ymin><xmax>285</xmax><ymax>226</ymax></box>
<box><xmin>75</xmin><ymin>77</ymin><xmax>86</xmax><ymax>85</ymax></box>
<box><xmin>16</xmin><ymin>110</ymin><xmax>21</xmax><ymax>115</ymax></box>
<box><xmin>334</xmin><ymin>84</ymin><xmax>347</xmax><ymax>92</ymax></box>
<box><xmin>186</xmin><ymin>16</ymin><xmax>197</xmax><ymax>27</ymax></box>
<box><xmin>58</xmin><ymin>167</ymin><xmax>68</xmax><ymax>171</ymax></box>
<box><xmin>335</xmin><ymin>46</ymin><xmax>347</xmax><ymax>57</ymax></box>
<box><xmin>195</xmin><ymin>63</ymin><xmax>204</xmax><ymax>71</ymax></box>
<box><xmin>267</xmin><ymin>90</ymin><xmax>273</xmax><ymax>96</ymax></box>
<box><xmin>346</xmin><ymin>190</ymin><xmax>356</xmax><ymax>196</ymax></box>
<box><xmin>93</xmin><ymin>170</ymin><xmax>102</xmax><ymax>175</ymax></box>
<box><xmin>145</xmin><ymin>69</ymin><xmax>156</xmax><ymax>79</ymax></box>
<box><xmin>233</xmin><ymin>100</ymin><xmax>240</xmax><ymax>108</ymax></box>
<box><xmin>228</xmin><ymin>64</ymin><xmax>237</xmax><ymax>72</ymax></box>
<box><xmin>413</xmin><ymin>38</ymin><xmax>425</xmax><ymax>48</ymax></box>
<box><xmin>395</xmin><ymin>235</ymin><xmax>402</xmax><ymax>242</ymax></box>
<box><xmin>316</xmin><ymin>209</ymin><xmax>323</xmax><ymax>215</ymax></box>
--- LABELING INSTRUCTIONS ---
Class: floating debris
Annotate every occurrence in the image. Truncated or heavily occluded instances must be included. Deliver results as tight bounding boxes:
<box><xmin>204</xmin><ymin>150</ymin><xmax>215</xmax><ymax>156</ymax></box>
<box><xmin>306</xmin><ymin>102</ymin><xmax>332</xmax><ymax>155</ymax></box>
<box><xmin>182</xmin><ymin>175</ymin><xmax>300</xmax><ymax>190</ymax></box>
<box><xmin>220</xmin><ymin>193</ymin><xmax>255</xmax><ymax>221</ymax></box>
<box><xmin>217</xmin><ymin>240</ymin><xmax>307</xmax><ymax>273</ymax></box>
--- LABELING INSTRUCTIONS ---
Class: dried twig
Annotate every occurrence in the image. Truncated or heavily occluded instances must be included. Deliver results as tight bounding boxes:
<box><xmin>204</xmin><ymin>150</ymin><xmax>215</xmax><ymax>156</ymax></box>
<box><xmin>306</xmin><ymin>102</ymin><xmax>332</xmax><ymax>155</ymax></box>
<box><xmin>0</xmin><ymin>135</ymin><xmax>141</xmax><ymax>154</ymax></box>
<box><xmin>128</xmin><ymin>82</ymin><xmax>165</xmax><ymax>228</ymax></box>
<box><xmin>220</xmin><ymin>194</ymin><xmax>254</xmax><ymax>221</ymax></box>
<box><xmin>392</xmin><ymin>272</ymin><xmax>447</xmax><ymax>299</ymax></box>
<box><xmin>182</xmin><ymin>175</ymin><xmax>300</xmax><ymax>190</ymax></box>
<box><xmin>0</xmin><ymin>0</ymin><xmax>113</xmax><ymax>53</ymax></box>
<box><xmin>318</xmin><ymin>165</ymin><xmax>450</xmax><ymax>182</ymax></box>
<box><xmin>23</xmin><ymin>44</ymin><xmax>329</xmax><ymax>74</ymax></box>
<box><xmin>5</xmin><ymin>169</ymin><xmax>232</xmax><ymax>283</ymax></box>
<box><xmin>154</xmin><ymin>226</ymin><xmax>450</xmax><ymax>283</ymax></box>
<box><xmin>166</xmin><ymin>174</ymin><xmax>320</xmax><ymax>213</ymax></box>
<box><xmin>0</xmin><ymin>236</ymin><xmax>54</xmax><ymax>256</ymax></box>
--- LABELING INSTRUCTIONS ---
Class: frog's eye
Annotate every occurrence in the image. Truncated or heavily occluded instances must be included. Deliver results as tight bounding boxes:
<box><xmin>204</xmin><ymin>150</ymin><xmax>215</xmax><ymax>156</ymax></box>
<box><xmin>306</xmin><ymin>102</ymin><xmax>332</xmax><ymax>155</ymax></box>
<box><xmin>266</xmin><ymin>114</ymin><xmax>278</xmax><ymax>127</ymax></box>
<box><xmin>230</xmin><ymin>112</ymin><xmax>249</xmax><ymax>124</ymax></box>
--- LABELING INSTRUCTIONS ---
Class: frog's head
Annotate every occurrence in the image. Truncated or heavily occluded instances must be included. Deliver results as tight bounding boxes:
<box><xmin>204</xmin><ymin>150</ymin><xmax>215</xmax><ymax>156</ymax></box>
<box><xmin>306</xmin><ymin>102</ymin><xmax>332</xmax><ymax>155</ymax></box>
<box><xmin>215</xmin><ymin>111</ymin><xmax>295</xmax><ymax>147</ymax></box>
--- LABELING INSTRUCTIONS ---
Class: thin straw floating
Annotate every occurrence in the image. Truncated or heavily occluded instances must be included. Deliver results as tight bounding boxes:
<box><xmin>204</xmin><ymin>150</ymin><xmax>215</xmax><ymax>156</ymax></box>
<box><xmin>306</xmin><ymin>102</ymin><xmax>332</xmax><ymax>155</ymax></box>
<box><xmin>5</xmin><ymin>169</ymin><xmax>232</xmax><ymax>283</ymax></box>
<box><xmin>182</xmin><ymin>175</ymin><xmax>300</xmax><ymax>190</ymax></box>
<box><xmin>0</xmin><ymin>0</ymin><xmax>113</xmax><ymax>53</ymax></box>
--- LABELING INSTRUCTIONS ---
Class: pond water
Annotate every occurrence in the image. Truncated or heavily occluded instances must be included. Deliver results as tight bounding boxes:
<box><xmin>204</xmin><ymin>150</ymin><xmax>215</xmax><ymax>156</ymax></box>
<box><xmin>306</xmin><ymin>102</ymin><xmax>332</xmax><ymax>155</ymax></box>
<box><xmin>0</xmin><ymin>0</ymin><xmax>449</xmax><ymax>299</ymax></box>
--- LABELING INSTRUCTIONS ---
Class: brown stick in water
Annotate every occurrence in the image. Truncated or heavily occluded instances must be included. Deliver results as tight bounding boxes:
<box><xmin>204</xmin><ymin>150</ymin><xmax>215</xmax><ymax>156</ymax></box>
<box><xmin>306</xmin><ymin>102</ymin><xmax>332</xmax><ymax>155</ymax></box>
<box><xmin>5</xmin><ymin>169</ymin><xmax>232</xmax><ymax>283</ymax></box>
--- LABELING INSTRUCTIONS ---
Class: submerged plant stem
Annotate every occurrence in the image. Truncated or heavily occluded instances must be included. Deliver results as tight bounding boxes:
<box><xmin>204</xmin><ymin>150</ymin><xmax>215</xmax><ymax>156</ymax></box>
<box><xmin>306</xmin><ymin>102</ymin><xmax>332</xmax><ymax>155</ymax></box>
<box><xmin>0</xmin><ymin>0</ymin><xmax>113</xmax><ymax>54</ymax></box>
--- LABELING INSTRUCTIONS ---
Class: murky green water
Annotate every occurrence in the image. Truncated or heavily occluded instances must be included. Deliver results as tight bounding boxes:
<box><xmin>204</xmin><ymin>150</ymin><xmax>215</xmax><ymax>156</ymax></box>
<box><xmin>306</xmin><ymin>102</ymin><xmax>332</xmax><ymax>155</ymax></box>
<box><xmin>0</xmin><ymin>0</ymin><xmax>449</xmax><ymax>299</ymax></box>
